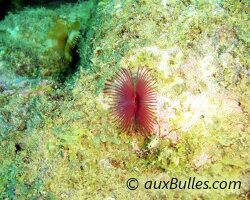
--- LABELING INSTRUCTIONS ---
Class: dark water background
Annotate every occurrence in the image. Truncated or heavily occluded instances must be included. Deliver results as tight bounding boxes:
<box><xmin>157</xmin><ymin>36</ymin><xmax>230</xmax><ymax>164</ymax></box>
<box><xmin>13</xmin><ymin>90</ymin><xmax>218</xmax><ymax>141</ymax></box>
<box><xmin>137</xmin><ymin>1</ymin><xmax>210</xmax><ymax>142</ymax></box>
<box><xmin>0</xmin><ymin>0</ymin><xmax>83</xmax><ymax>20</ymax></box>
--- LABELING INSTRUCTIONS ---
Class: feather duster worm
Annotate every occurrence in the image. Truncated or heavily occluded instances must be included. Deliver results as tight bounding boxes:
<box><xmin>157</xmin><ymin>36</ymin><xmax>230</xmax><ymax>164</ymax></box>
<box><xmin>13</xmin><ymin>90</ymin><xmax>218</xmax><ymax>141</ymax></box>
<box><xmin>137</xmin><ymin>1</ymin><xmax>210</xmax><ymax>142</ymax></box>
<box><xmin>46</xmin><ymin>18</ymin><xmax>80</xmax><ymax>63</ymax></box>
<box><xmin>104</xmin><ymin>67</ymin><xmax>157</xmax><ymax>136</ymax></box>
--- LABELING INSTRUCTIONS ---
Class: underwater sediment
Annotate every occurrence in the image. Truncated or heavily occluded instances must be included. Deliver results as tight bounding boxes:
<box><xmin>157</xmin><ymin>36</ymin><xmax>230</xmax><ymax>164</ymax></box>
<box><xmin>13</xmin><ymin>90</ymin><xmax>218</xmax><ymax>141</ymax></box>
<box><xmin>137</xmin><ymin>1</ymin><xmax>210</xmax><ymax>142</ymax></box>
<box><xmin>0</xmin><ymin>0</ymin><xmax>249</xmax><ymax>199</ymax></box>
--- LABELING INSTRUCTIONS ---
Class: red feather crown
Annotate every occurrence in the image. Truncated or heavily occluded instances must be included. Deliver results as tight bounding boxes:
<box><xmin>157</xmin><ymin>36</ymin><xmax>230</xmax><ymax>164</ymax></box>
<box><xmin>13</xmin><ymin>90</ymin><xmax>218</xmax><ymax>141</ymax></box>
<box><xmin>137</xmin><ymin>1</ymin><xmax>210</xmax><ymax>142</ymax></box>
<box><xmin>104</xmin><ymin>67</ymin><xmax>157</xmax><ymax>136</ymax></box>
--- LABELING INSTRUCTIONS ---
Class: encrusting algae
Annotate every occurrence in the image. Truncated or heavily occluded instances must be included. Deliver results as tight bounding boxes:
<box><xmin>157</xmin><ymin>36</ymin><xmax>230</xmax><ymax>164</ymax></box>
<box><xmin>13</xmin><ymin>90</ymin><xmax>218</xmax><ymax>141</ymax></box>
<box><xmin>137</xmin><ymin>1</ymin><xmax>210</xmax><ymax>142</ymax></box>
<box><xmin>0</xmin><ymin>0</ymin><xmax>249</xmax><ymax>199</ymax></box>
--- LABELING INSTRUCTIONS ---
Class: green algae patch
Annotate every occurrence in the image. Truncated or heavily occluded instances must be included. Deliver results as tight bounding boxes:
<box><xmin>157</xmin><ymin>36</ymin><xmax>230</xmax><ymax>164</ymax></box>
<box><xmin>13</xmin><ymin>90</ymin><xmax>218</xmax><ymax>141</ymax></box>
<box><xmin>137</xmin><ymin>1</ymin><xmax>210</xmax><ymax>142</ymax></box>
<box><xmin>0</xmin><ymin>1</ymin><xmax>96</xmax><ymax>79</ymax></box>
<box><xmin>0</xmin><ymin>0</ymin><xmax>249</xmax><ymax>199</ymax></box>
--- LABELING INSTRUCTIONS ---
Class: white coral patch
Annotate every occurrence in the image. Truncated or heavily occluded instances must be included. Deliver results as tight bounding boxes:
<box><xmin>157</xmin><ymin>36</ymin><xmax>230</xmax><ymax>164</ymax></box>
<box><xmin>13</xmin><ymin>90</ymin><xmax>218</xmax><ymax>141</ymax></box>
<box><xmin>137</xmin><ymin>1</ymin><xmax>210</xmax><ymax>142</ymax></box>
<box><xmin>97</xmin><ymin>93</ymin><xmax>110</xmax><ymax>110</ymax></box>
<box><xmin>193</xmin><ymin>152</ymin><xmax>210</xmax><ymax>168</ymax></box>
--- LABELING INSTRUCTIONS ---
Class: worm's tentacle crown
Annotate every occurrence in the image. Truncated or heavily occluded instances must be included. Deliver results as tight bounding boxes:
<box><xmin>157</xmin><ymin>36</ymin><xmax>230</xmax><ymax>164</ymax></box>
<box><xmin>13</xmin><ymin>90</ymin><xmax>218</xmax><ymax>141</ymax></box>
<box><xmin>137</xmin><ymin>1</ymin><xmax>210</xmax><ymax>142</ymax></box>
<box><xmin>104</xmin><ymin>67</ymin><xmax>157</xmax><ymax>136</ymax></box>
